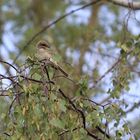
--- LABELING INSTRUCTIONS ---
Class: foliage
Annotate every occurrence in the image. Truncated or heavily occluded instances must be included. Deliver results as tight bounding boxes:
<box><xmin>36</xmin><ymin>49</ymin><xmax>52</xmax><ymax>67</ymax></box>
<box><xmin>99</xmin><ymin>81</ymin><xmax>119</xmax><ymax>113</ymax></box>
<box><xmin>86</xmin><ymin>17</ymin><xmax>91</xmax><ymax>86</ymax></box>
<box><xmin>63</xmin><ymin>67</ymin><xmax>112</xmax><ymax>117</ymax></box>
<box><xmin>0</xmin><ymin>0</ymin><xmax>140</xmax><ymax>139</ymax></box>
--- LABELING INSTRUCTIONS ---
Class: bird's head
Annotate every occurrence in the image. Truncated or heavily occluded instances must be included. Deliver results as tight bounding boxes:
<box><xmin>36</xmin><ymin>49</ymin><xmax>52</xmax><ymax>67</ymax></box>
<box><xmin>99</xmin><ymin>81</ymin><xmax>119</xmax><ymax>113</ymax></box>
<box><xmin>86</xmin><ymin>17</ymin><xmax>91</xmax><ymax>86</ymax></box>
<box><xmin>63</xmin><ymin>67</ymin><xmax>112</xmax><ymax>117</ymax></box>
<box><xmin>37</xmin><ymin>40</ymin><xmax>50</xmax><ymax>50</ymax></box>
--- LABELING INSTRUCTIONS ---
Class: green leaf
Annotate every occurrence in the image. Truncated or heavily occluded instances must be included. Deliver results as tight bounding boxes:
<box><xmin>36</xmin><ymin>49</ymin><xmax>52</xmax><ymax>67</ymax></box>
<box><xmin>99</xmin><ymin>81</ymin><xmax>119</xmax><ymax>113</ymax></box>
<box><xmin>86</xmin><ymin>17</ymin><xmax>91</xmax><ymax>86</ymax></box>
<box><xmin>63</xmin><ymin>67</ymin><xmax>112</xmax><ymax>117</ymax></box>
<box><xmin>59</xmin><ymin>100</ymin><xmax>66</xmax><ymax>112</ymax></box>
<box><xmin>123</xmin><ymin>124</ymin><xmax>129</xmax><ymax>134</ymax></box>
<box><xmin>116</xmin><ymin>130</ymin><xmax>123</xmax><ymax>137</ymax></box>
<box><xmin>50</xmin><ymin>118</ymin><xmax>65</xmax><ymax>129</ymax></box>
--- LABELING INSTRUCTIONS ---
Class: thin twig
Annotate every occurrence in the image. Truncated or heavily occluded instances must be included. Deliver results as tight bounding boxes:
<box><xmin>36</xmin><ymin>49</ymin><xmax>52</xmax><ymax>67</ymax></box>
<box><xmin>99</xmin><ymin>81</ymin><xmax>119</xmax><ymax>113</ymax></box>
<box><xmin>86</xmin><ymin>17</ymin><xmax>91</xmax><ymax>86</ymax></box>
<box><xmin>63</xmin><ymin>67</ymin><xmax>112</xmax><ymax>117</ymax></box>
<box><xmin>0</xmin><ymin>60</ymin><xmax>20</xmax><ymax>73</ymax></box>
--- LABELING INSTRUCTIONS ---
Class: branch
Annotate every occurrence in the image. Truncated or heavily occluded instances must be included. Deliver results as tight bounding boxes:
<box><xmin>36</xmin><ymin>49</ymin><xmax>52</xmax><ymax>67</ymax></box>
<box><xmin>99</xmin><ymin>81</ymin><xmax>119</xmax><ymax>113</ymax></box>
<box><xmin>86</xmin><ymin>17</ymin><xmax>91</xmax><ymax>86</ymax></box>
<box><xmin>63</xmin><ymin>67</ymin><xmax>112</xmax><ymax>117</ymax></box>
<box><xmin>58</xmin><ymin>89</ymin><xmax>110</xmax><ymax>140</ymax></box>
<box><xmin>90</xmin><ymin>46</ymin><xmax>136</xmax><ymax>89</ymax></box>
<box><xmin>0</xmin><ymin>74</ymin><xmax>22</xmax><ymax>89</ymax></box>
<box><xmin>126</xmin><ymin>101</ymin><xmax>140</xmax><ymax>114</ymax></box>
<box><xmin>0</xmin><ymin>59</ymin><xmax>20</xmax><ymax>73</ymax></box>
<box><xmin>58</xmin><ymin>127</ymin><xmax>80</xmax><ymax>136</ymax></box>
<box><xmin>89</xmin><ymin>57</ymin><xmax>121</xmax><ymax>89</ymax></box>
<box><xmin>108</xmin><ymin>0</ymin><xmax>140</xmax><ymax>10</ymax></box>
<box><xmin>8</xmin><ymin>93</ymin><xmax>22</xmax><ymax>115</ymax></box>
<box><xmin>0</xmin><ymin>74</ymin><xmax>54</xmax><ymax>85</ymax></box>
<box><xmin>20</xmin><ymin>75</ymin><xmax>54</xmax><ymax>85</ymax></box>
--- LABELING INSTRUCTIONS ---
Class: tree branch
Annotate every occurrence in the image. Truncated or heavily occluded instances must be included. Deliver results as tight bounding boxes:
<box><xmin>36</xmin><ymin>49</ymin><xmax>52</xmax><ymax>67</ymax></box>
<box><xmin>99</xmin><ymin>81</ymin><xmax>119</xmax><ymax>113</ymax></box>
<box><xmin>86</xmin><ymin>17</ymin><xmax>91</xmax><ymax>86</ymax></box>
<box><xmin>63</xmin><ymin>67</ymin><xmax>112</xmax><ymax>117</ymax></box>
<box><xmin>58</xmin><ymin>89</ymin><xmax>110</xmax><ymax>140</ymax></box>
<box><xmin>108</xmin><ymin>0</ymin><xmax>140</xmax><ymax>10</ymax></box>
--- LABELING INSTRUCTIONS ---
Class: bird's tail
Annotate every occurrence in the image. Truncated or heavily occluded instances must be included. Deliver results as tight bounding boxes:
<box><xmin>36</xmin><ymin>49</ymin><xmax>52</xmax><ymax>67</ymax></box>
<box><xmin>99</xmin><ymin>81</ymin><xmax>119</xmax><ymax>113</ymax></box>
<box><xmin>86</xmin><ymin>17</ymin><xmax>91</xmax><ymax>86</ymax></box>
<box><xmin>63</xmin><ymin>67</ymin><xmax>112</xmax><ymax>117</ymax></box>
<box><xmin>49</xmin><ymin>58</ymin><xmax>68</xmax><ymax>77</ymax></box>
<box><xmin>58</xmin><ymin>66</ymin><xmax>68</xmax><ymax>77</ymax></box>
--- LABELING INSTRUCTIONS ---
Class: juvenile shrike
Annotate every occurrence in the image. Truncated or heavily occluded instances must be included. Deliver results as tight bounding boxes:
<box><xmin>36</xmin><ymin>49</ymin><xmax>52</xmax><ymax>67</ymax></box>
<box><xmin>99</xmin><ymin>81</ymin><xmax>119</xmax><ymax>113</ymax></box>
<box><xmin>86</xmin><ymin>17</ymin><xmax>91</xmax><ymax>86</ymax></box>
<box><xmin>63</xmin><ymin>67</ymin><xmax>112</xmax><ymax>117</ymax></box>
<box><xmin>36</xmin><ymin>40</ymin><xmax>68</xmax><ymax>77</ymax></box>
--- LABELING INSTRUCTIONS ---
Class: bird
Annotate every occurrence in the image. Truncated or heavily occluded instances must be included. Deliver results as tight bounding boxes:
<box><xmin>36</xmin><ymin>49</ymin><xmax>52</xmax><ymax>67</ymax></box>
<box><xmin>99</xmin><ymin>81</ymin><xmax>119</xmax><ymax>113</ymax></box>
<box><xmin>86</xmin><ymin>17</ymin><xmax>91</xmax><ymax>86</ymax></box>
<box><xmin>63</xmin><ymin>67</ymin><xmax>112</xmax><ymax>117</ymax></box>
<box><xmin>36</xmin><ymin>40</ymin><xmax>68</xmax><ymax>77</ymax></box>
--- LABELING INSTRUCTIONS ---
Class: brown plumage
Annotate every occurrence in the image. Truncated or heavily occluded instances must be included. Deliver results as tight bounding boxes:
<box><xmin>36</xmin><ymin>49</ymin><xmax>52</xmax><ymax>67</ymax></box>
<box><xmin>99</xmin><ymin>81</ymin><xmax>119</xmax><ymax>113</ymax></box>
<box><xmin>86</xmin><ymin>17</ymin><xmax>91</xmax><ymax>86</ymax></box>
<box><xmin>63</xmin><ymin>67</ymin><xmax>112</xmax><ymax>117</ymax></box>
<box><xmin>36</xmin><ymin>40</ymin><xmax>68</xmax><ymax>77</ymax></box>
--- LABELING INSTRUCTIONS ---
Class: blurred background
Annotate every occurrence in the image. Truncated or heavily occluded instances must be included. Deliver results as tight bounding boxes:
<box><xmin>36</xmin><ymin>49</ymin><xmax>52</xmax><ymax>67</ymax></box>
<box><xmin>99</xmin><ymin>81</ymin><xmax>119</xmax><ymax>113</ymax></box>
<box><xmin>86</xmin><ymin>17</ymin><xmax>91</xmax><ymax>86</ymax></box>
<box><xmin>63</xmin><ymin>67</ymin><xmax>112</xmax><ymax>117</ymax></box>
<box><xmin>0</xmin><ymin>0</ymin><xmax>140</xmax><ymax>139</ymax></box>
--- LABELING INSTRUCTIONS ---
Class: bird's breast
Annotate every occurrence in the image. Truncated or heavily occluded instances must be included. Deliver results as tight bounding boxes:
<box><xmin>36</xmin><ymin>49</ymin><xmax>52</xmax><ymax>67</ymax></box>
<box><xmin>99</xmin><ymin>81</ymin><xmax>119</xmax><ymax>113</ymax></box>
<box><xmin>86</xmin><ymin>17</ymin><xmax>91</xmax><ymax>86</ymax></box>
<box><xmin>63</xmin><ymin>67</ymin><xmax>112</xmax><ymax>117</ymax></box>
<box><xmin>37</xmin><ymin>49</ymin><xmax>52</xmax><ymax>60</ymax></box>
